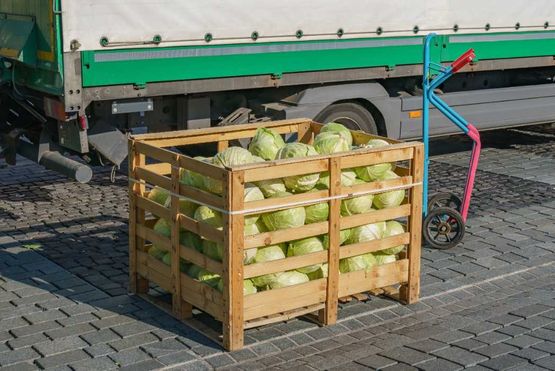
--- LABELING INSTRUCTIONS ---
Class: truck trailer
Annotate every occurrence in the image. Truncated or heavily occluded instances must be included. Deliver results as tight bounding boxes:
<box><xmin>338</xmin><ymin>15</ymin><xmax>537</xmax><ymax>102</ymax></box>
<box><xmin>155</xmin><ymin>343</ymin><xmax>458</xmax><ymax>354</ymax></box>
<box><xmin>1</xmin><ymin>0</ymin><xmax>555</xmax><ymax>181</ymax></box>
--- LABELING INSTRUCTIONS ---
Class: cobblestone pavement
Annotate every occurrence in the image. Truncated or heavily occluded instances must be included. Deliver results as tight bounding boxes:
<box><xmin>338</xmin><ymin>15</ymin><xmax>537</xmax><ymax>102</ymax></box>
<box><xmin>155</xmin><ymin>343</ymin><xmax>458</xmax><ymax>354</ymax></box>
<box><xmin>0</xmin><ymin>125</ymin><xmax>554</xmax><ymax>370</ymax></box>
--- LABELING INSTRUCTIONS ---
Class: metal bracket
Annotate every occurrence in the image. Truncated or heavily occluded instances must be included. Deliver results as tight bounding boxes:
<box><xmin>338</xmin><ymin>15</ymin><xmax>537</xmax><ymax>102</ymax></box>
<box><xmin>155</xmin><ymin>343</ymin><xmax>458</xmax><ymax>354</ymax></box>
<box><xmin>111</xmin><ymin>99</ymin><xmax>154</xmax><ymax>114</ymax></box>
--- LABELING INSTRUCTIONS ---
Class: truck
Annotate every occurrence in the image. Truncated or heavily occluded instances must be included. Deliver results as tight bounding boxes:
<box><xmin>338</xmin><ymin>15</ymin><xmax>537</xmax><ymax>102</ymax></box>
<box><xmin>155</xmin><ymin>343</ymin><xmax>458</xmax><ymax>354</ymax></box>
<box><xmin>1</xmin><ymin>0</ymin><xmax>555</xmax><ymax>182</ymax></box>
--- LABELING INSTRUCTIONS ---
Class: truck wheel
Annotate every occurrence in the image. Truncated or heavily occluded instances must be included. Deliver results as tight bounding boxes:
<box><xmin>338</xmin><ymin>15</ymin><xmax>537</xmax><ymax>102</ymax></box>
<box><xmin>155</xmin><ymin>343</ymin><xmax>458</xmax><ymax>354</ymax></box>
<box><xmin>314</xmin><ymin>102</ymin><xmax>379</xmax><ymax>135</ymax></box>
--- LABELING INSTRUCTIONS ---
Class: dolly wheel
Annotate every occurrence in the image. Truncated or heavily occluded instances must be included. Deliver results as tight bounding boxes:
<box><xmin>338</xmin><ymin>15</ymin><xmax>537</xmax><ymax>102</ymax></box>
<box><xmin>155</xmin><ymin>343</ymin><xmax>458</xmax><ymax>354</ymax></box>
<box><xmin>428</xmin><ymin>192</ymin><xmax>462</xmax><ymax>212</ymax></box>
<box><xmin>423</xmin><ymin>207</ymin><xmax>465</xmax><ymax>249</ymax></box>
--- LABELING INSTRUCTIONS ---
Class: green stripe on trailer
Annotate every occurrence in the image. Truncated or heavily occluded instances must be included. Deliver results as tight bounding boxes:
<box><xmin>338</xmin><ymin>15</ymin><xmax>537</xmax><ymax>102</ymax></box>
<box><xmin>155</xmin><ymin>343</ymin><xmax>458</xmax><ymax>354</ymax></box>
<box><xmin>81</xmin><ymin>31</ymin><xmax>555</xmax><ymax>88</ymax></box>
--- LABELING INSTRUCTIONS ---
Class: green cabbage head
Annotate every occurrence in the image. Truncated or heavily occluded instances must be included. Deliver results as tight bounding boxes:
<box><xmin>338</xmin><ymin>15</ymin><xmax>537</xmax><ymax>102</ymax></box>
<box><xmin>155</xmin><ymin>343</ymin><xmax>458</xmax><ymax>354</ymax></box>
<box><xmin>147</xmin><ymin>186</ymin><xmax>170</xmax><ymax>206</ymax></box>
<box><xmin>320</xmin><ymin>122</ymin><xmax>353</xmax><ymax>147</ymax></box>
<box><xmin>314</xmin><ymin>132</ymin><xmax>350</xmax><ymax>155</ymax></box>
<box><xmin>348</xmin><ymin>222</ymin><xmax>386</xmax><ymax>244</ymax></box>
<box><xmin>380</xmin><ymin>220</ymin><xmax>406</xmax><ymax>255</ymax></box>
<box><xmin>339</xmin><ymin>253</ymin><xmax>377</xmax><ymax>273</ymax></box>
<box><xmin>248</xmin><ymin>127</ymin><xmax>286</xmax><ymax>160</ymax></box>
<box><xmin>276</xmin><ymin>143</ymin><xmax>320</xmax><ymax>193</ymax></box>
<box><xmin>269</xmin><ymin>271</ymin><xmax>310</xmax><ymax>289</ymax></box>
<box><xmin>373</xmin><ymin>253</ymin><xmax>397</xmax><ymax>265</ymax></box>
<box><xmin>261</xmin><ymin>192</ymin><xmax>306</xmax><ymax>230</ymax></box>
<box><xmin>287</xmin><ymin>237</ymin><xmax>325</xmax><ymax>274</ymax></box>
<box><xmin>373</xmin><ymin>171</ymin><xmax>406</xmax><ymax>209</ymax></box>
<box><xmin>355</xmin><ymin>139</ymin><xmax>393</xmax><ymax>181</ymax></box>
<box><xmin>194</xmin><ymin>206</ymin><xmax>223</xmax><ymax>229</ymax></box>
<box><xmin>251</xmin><ymin>245</ymin><xmax>286</xmax><ymax>287</ymax></box>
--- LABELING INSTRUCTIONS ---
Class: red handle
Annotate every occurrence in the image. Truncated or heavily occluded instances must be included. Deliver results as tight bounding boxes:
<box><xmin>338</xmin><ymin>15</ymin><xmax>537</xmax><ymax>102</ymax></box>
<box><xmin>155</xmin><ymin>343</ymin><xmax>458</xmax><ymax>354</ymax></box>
<box><xmin>451</xmin><ymin>49</ymin><xmax>475</xmax><ymax>73</ymax></box>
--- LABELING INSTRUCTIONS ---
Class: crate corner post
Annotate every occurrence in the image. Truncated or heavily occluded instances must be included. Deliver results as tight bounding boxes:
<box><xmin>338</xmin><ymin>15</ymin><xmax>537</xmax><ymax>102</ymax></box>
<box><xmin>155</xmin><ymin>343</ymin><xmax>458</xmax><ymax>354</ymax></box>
<box><xmin>223</xmin><ymin>169</ymin><xmax>245</xmax><ymax>350</ymax></box>
<box><xmin>400</xmin><ymin>144</ymin><xmax>423</xmax><ymax>304</ymax></box>
<box><xmin>128</xmin><ymin>139</ymin><xmax>149</xmax><ymax>295</ymax></box>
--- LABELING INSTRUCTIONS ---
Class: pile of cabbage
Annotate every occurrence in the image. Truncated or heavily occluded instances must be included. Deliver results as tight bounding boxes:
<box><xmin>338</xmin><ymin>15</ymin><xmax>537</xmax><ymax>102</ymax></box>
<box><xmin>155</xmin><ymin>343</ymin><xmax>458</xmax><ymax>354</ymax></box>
<box><xmin>146</xmin><ymin>122</ymin><xmax>407</xmax><ymax>294</ymax></box>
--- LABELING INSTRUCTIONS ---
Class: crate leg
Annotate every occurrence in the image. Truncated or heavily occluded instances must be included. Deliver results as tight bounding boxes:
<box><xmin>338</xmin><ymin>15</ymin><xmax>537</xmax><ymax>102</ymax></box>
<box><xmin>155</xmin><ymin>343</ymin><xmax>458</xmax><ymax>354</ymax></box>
<box><xmin>136</xmin><ymin>277</ymin><xmax>149</xmax><ymax>294</ymax></box>
<box><xmin>223</xmin><ymin>171</ymin><xmax>245</xmax><ymax>350</ymax></box>
<box><xmin>319</xmin><ymin>157</ymin><xmax>341</xmax><ymax>325</ymax></box>
<box><xmin>400</xmin><ymin>145</ymin><xmax>423</xmax><ymax>304</ymax></box>
<box><xmin>180</xmin><ymin>299</ymin><xmax>193</xmax><ymax>319</ymax></box>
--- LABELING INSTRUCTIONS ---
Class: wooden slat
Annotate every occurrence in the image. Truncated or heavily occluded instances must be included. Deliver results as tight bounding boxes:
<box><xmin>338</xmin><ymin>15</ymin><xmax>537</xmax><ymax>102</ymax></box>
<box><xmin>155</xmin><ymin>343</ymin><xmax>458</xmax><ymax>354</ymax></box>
<box><xmin>135</xmin><ymin>194</ymin><xmax>172</xmax><ymax>220</ymax></box>
<box><xmin>179</xmin><ymin>184</ymin><xmax>225</xmax><ymax>210</ymax></box>
<box><xmin>136</xmin><ymin>224</ymin><xmax>171</xmax><ymax>251</ymax></box>
<box><xmin>243</xmin><ymin>251</ymin><xmax>328</xmax><ymax>279</ymax></box>
<box><xmin>135</xmin><ymin>141</ymin><xmax>177</xmax><ymax>164</ymax></box>
<box><xmin>244</xmin><ymin>279</ymin><xmax>327</xmax><ymax>321</ymax></box>
<box><xmin>243</xmin><ymin>158</ymin><xmax>329</xmax><ymax>183</ymax></box>
<box><xmin>400</xmin><ymin>143</ymin><xmax>423</xmax><ymax>304</ymax></box>
<box><xmin>180</xmin><ymin>273</ymin><xmax>224</xmax><ymax>321</ymax></box>
<box><xmin>297</xmin><ymin>122</ymin><xmax>314</xmax><ymax>145</ymax></box>
<box><xmin>321</xmin><ymin>156</ymin><xmax>341</xmax><ymax>325</ymax></box>
<box><xmin>128</xmin><ymin>140</ymin><xmax>141</xmax><ymax>294</ymax></box>
<box><xmin>342</xmin><ymin>175</ymin><xmax>413</xmax><ymax>196</ymax></box>
<box><xmin>222</xmin><ymin>170</ymin><xmax>245</xmax><ymax>350</ymax></box>
<box><xmin>340</xmin><ymin>204</ymin><xmax>411</xmax><ymax>230</ymax></box>
<box><xmin>341</xmin><ymin>146</ymin><xmax>415</xmax><ymax>169</ymax></box>
<box><xmin>340</xmin><ymin>233</ymin><xmax>410</xmax><ymax>259</ymax></box>
<box><xmin>134</xmin><ymin>118</ymin><xmax>308</xmax><ymax>145</ymax></box>
<box><xmin>180</xmin><ymin>245</ymin><xmax>224</xmax><ymax>276</ymax></box>
<box><xmin>243</xmin><ymin>189</ymin><xmax>328</xmax><ymax>215</ymax></box>
<box><xmin>395</xmin><ymin>166</ymin><xmax>410</xmax><ymax>177</ymax></box>
<box><xmin>244</xmin><ymin>304</ymin><xmax>324</xmax><ymax>329</ymax></box>
<box><xmin>136</xmin><ymin>251</ymin><xmax>172</xmax><ymax>291</ymax></box>
<box><xmin>244</xmin><ymin>221</ymin><xmax>328</xmax><ymax>249</ymax></box>
<box><xmin>338</xmin><ymin>260</ymin><xmax>409</xmax><ymax>297</ymax></box>
<box><xmin>143</xmin><ymin>162</ymin><xmax>172</xmax><ymax>175</ymax></box>
<box><xmin>135</xmin><ymin>167</ymin><xmax>172</xmax><ymax>190</ymax></box>
<box><xmin>180</xmin><ymin>215</ymin><xmax>225</xmax><ymax>244</ymax></box>
<box><xmin>218</xmin><ymin>141</ymin><xmax>229</xmax><ymax>152</ymax></box>
<box><xmin>178</xmin><ymin>156</ymin><xmax>228</xmax><ymax>179</ymax></box>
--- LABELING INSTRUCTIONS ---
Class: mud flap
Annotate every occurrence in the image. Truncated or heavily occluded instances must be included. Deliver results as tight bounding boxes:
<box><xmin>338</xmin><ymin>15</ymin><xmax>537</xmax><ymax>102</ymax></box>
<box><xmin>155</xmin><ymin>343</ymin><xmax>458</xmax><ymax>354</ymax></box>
<box><xmin>87</xmin><ymin>121</ymin><xmax>128</xmax><ymax>166</ymax></box>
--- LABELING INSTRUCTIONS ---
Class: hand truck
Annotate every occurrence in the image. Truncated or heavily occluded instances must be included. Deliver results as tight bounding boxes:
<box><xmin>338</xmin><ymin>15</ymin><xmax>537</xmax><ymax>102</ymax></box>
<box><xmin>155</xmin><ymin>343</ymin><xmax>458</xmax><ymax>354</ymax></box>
<box><xmin>421</xmin><ymin>33</ymin><xmax>482</xmax><ymax>249</ymax></box>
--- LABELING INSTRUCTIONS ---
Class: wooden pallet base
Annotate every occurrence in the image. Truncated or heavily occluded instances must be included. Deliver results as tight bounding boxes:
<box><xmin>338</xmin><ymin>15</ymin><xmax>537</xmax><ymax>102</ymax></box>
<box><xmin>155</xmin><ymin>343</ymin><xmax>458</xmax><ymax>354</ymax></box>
<box><xmin>339</xmin><ymin>285</ymin><xmax>400</xmax><ymax>303</ymax></box>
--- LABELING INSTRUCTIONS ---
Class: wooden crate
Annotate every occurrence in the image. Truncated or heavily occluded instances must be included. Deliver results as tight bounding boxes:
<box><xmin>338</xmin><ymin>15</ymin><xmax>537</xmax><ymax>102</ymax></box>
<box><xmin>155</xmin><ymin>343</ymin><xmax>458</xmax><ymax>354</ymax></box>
<box><xmin>128</xmin><ymin>118</ymin><xmax>423</xmax><ymax>350</ymax></box>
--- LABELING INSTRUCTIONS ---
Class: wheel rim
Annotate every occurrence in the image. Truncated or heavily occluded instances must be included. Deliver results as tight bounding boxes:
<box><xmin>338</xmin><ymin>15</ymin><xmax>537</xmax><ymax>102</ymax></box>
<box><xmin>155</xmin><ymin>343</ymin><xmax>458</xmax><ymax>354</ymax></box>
<box><xmin>332</xmin><ymin>116</ymin><xmax>361</xmax><ymax>130</ymax></box>
<box><xmin>424</xmin><ymin>208</ymin><xmax>464</xmax><ymax>247</ymax></box>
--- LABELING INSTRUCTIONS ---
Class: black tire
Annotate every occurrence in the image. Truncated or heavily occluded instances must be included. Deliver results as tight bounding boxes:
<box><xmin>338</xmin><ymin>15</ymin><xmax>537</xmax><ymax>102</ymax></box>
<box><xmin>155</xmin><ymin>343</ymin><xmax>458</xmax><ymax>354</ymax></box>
<box><xmin>423</xmin><ymin>207</ymin><xmax>465</xmax><ymax>250</ymax></box>
<box><xmin>428</xmin><ymin>192</ymin><xmax>463</xmax><ymax>212</ymax></box>
<box><xmin>314</xmin><ymin>102</ymin><xmax>379</xmax><ymax>135</ymax></box>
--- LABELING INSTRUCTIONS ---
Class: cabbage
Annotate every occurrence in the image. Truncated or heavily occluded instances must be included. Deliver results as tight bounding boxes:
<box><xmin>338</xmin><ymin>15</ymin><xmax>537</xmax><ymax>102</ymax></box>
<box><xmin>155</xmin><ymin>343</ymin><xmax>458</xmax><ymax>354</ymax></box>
<box><xmin>216</xmin><ymin>278</ymin><xmax>258</xmax><ymax>295</ymax></box>
<box><xmin>252</xmin><ymin>245</ymin><xmax>286</xmax><ymax>287</ymax></box>
<box><xmin>251</xmin><ymin>155</ymin><xmax>266</xmax><ymax>163</ymax></box>
<box><xmin>322</xmin><ymin>229</ymin><xmax>352</xmax><ymax>249</ymax></box>
<box><xmin>305</xmin><ymin>202</ymin><xmax>329</xmax><ymax>224</ymax></box>
<box><xmin>373</xmin><ymin>171</ymin><xmax>406</xmax><ymax>209</ymax></box>
<box><xmin>187</xmin><ymin>264</ymin><xmax>203</xmax><ymax>278</ymax></box>
<box><xmin>287</xmin><ymin>237</ymin><xmax>325</xmax><ymax>274</ymax></box>
<box><xmin>339</xmin><ymin>253</ymin><xmax>377</xmax><ymax>273</ymax></box>
<box><xmin>355</xmin><ymin>139</ymin><xmax>393</xmax><ymax>181</ymax></box>
<box><xmin>348</xmin><ymin>222</ymin><xmax>386</xmax><ymax>244</ymax></box>
<box><xmin>261</xmin><ymin>192</ymin><xmax>305</xmax><ymax>230</ymax></box>
<box><xmin>194</xmin><ymin>206</ymin><xmax>223</xmax><ymax>229</ymax></box>
<box><xmin>204</xmin><ymin>147</ymin><xmax>255</xmax><ymax>194</ymax></box>
<box><xmin>255</xmin><ymin>178</ymin><xmax>287</xmax><ymax>198</ymax></box>
<box><xmin>276</xmin><ymin>143</ymin><xmax>320</xmax><ymax>193</ymax></box>
<box><xmin>244</xmin><ymin>183</ymin><xmax>265</xmax><ymax>225</ymax></box>
<box><xmin>320</xmin><ymin>122</ymin><xmax>353</xmax><ymax>147</ymax></box>
<box><xmin>269</xmin><ymin>271</ymin><xmax>310</xmax><ymax>289</ymax></box>
<box><xmin>314</xmin><ymin>132</ymin><xmax>350</xmax><ymax>155</ymax></box>
<box><xmin>380</xmin><ymin>220</ymin><xmax>406</xmax><ymax>255</ymax></box>
<box><xmin>163</xmin><ymin>198</ymin><xmax>198</xmax><ymax>218</ymax></box>
<box><xmin>244</xmin><ymin>219</ymin><xmax>267</xmax><ymax>236</ymax></box>
<box><xmin>160</xmin><ymin>253</ymin><xmax>188</xmax><ymax>271</ymax></box>
<box><xmin>202</xmin><ymin>239</ymin><xmax>223</xmax><ymax>261</ymax></box>
<box><xmin>341</xmin><ymin>180</ymin><xmax>374</xmax><ymax>216</ymax></box>
<box><xmin>307</xmin><ymin>263</ymin><xmax>328</xmax><ymax>280</ymax></box>
<box><xmin>147</xmin><ymin>186</ymin><xmax>170</xmax><ymax>206</ymax></box>
<box><xmin>180</xmin><ymin>231</ymin><xmax>203</xmax><ymax>252</ymax></box>
<box><xmin>213</xmin><ymin>146</ymin><xmax>255</xmax><ymax>168</ymax></box>
<box><xmin>197</xmin><ymin>269</ymin><xmax>220</xmax><ymax>288</ymax></box>
<box><xmin>373</xmin><ymin>254</ymin><xmax>397</xmax><ymax>265</ymax></box>
<box><xmin>148</xmin><ymin>245</ymin><xmax>166</xmax><ymax>260</ymax></box>
<box><xmin>316</xmin><ymin>170</ymin><xmax>357</xmax><ymax>189</ymax></box>
<box><xmin>153</xmin><ymin>218</ymin><xmax>171</xmax><ymax>237</ymax></box>
<box><xmin>243</xmin><ymin>248</ymin><xmax>257</xmax><ymax>265</ymax></box>
<box><xmin>180</xmin><ymin>156</ymin><xmax>211</xmax><ymax>190</ymax></box>
<box><xmin>248</xmin><ymin>128</ymin><xmax>286</xmax><ymax>160</ymax></box>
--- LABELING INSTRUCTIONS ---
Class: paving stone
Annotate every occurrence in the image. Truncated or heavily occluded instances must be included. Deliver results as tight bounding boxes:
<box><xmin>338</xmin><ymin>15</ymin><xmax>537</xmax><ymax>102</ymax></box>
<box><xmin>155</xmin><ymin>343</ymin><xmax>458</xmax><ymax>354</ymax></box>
<box><xmin>381</xmin><ymin>363</ymin><xmax>419</xmax><ymax>371</ymax></box>
<box><xmin>497</xmin><ymin>325</ymin><xmax>530</xmax><ymax>337</ymax></box>
<box><xmin>452</xmin><ymin>338</ymin><xmax>488</xmax><ymax>351</ymax></box>
<box><xmin>35</xmin><ymin>349</ymin><xmax>90</xmax><ymax>369</ymax></box>
<box><xmin>119</xmin><ymin>359</ymin><xmax>165</xmax><ymax>371</ymax></box>
<box><xmin>23</xmin><ymin>310</ymin><xmax>66</xmax><ymax>325</ymax></box>
<box><xmin>33</xmin><ymin>336</ymin><xmax>88</xmax><ymax>357</ymax></box>
<box><xmin>379</xmin><ymin>346</ymin><xmax>435</xmax><ymax>366</ymax></box>
<box><xmin>7</xmin><ymin>333</ymin><xmax>48</xmax><ymax>350</ymax></box>
<box><xmin>510</xmin><ymin>304</ymin><xmax>552</xmax><ymax>319</ymax></box>
<box><xmin>417</xmin><ymin>358</ymin><xmax>463</xmax><ymax>371</ymax></box>
<box><xmin>83</xmin><ymin>343</ymin><xmax>116</xmax><ymax>358</ymax></box>
<box><xmin>533</xmin><ymin>355</ymin><xmax>555</xmax><ymax>370</ymax></box>
<box><xmin>0</xmin><ymin>362</ymin><xmax>38</xmax><ymax>371</ymax></box>
<box><xmin>487</xmin><ymin>314</ymin><xmax>524</xmax><ymax>326</ymax></box>
<box><xmin>432</xmin><ymin>330</ymin><xmax>474</xmax><ymax>344</ymax></box>
<box><xmin>0</xmin><ymin>347</ymin><xmax>40</xmax><ymax>366</ymax></box>
<box><xmin>356</xmin><ymin>354</ymin><xmax>398</xmax><ymax>369</ymax></box>
<box><xmin>515</xmin><ymin>316</ymin><xmax>554</xmax><ymax>331</ymax></box>
<box><xmin>460</xmin><ymin>321</ymin><xmax>502</xmax><ymax>336</ymax></box>
<box><xmin>69</xmin><ymin>356</ymin><xmax>118</xmax><ymax>370</ymax></box>
<box><xmin>505</xmin><ymin>334</ymin><xmax>544</xmax><ymax>349</ymax></box>
<box><xmin>80</xmin><ymin>328</ymin><xmax>120</xmax><ymax>345</ymax></box>
<box><xmin>531</xmin><ymin>341</ymin><xmax>555</xmax><ymax>354</ymax></box>
<box><xmin>107</xmin><ymin>348</ymin><xmax>150</xmax><ymax>367</ymax></box>
<box><xmin>511</xmin><ymin>347</ymin><xmax>550</xmax><ymax>362</ymax></box>
<box><xmin>108</xmin><ymin>332</ymin><xmax>158</xmax><ymax>352</ymax></box>
<box><xmin>478</xmin><ymin>354</ymin><xmax>529</xmax><ymax>370</ymax></box>
<box><xmin>45</xmin><ymin>323</ymin><xmax>96</xmax><ymax>340</ymax></box>
<box><xmin>10</xmin><ymin>321</ymin><xmax>61</xmax><ymax>338</ymax></box>
<box><xmin>157</xmin><ymin>350</ymin><xmax>197</xmax><ymax>366</ymax></box>
<box><xmin>474</xmin><ymin>331</ymin><xmax>511</xmax><ymax>345</ymax></box>
<box><xmin>432</xmin><ymin>346</ymin><xmax>488</xmax><ymax>367</ymax></box>
<box><xmin>475</xmin><ymin>343</ymin><xmax>519</xmax><ymax>358</ymax></box>
<box><xmin>205</xmin><ymin>353</ymin><xmax>235</xmax><ymax>368</ymax></box>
